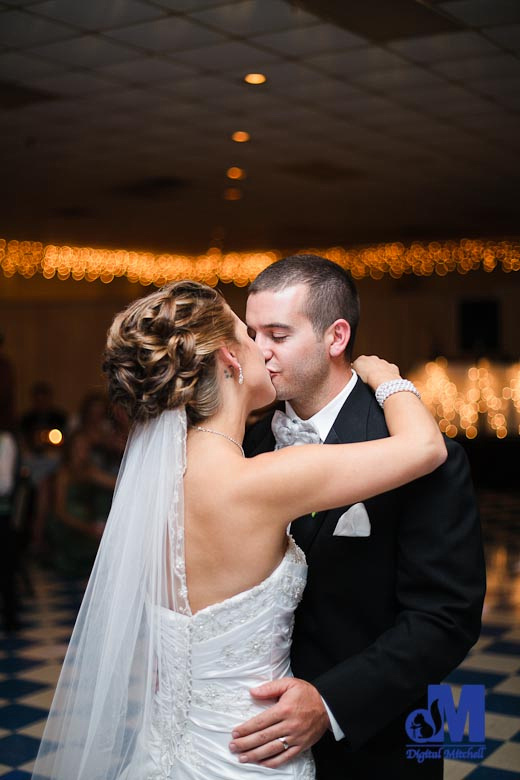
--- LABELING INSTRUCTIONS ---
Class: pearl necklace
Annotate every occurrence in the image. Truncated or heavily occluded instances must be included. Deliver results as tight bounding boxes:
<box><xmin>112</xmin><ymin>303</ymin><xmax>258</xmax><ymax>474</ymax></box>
<box><xmin>194</xmin><ymin>426</ymin><xmax>245</xmax><ymax>457</ymax></box>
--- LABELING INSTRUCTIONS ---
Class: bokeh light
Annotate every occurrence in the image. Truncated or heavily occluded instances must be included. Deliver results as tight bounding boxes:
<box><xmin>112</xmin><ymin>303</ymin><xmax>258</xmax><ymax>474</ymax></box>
<box><xmin>410</xmin><ymin>358</ymin><xmax>520</xmax><ymax>439</ymax></box>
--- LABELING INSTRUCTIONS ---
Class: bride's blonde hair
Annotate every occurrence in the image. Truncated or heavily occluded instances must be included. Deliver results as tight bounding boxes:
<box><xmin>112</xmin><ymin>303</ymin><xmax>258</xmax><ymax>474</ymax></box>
<box><xmin>103</xmin><ymin>280</ymin><xmax>236</xmax><ymax>425</ymax></box>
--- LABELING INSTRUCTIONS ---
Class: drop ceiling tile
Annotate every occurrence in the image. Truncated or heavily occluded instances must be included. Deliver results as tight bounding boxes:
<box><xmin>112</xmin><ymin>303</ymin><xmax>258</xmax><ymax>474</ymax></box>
<box><xmin>258</xmin><ymin>62</ymin><xmax>339</xmax><ymax>90</ymax></box>
<box><xmin>394</xmin><ymin>84</ymin><xmax>470</xmax><ymax>112</ymax></box>
<box><xmin>351</xmin><ymin>65</ymin><xmax>444</xmax><ymax>90</ymax></box>
<box><xmin>23</xmin><ymin>70</ymin><xmax>117</xmax><ymax>95</ymax></box>
<box><xmin>172</xmin><ymin>40</ymin><xmax>279</xmax><ymax>71</ymax></box>
<box><xmin>460</xmin><ymin>114</ymin><xmax>520</xmax><ymax>146</ymax></box>
<box><xmin>472</xmin><ymin>74</ymin><xmax>520</xmax><ymax>97</ymax></box>
<box><xmin>252</xmin><ymin>23</ymin><xmax>366</xmax><ymax>57</ymax></box>
<box><xmin>390</xmin><ymin>118</ymin><xmax>450</xmax><ymax>140</ymax></box>
<box><xmin>28</xmin><ymin>35</ymin><xmax>140</xmax><ymax>68</ymax></box>
<box><xmin>419</xmin><ymin>128</ymin><xmax>479</xmax><ymax>152</ymax></box>
<box><xmin>426</xmin><ymin>93</ymin><xmax>497</xmax><ymax>116</ymax></box>
<box><xmin>388</xmin><ymin>30</ymin><xmax>499</xmax><ymax>63</ymax></box>
<box><xmin>100</xmin><ymin>57</ymin><xmax>197</xmax><ymax>84</ymax></box>
<box><xmin>308</xmin><ymin>47</ymin><xmax>407</xmax><ymax>78</ymax></box>
<box><xmin>269</xmin><ymin>77</ymin><xmax>364</xmax><ymax>104</ymax></box>
<box><xmin>171</xmin><ymin>102</ymin><xmax>238</xmax><ymax>127</ymax></box>
<box><xmin>106</xmin><ymin>16</ymin><xmax>226</xmax><ymax>53</ymax></box>
<box><xmin>483</xmin><ymin>23</ymin><xmax>520</xmax><ymax>50</ymax></box>
<box><xmin>250</xmin><ymin>103</ymin><xmax>322</xmax><ymax>127</ymax></box>
<box><xmin>453</xmin><ymin>110</ymin><xmax>519</xmax><ymax>132</ymax></box>
<box><xmin>190</xmin><ymin>0</ymin><xmax>320</xmax><ymax>36</ymax></box>
<box><xmin>154</xmin><ymin>0</ymin><xmax>242</xmax><ymax>10</ymax></box>
<box><xmin>87</xmin><ymin>87</ymin><xmax>166</xmax><ymax>113</ymax></box>
<box><xmin>159</xmin><ymin>73</ymin><xmax>244</xmax><ymax>100</ymax></box>
<box><xmin>17</xmin><ymin>97</ymin><xmax>82</xmax><ymax>119</ymax></box>
<box><xmin>31</xmin><ymin>0</ymin><xmax>165</xmax><ymax>30</ymax></box>
<box><xmin>440</xmin><ymin>0</ymin><xmax>520</xmax><ymax>26</ymax></box>
<box><xmin>206</xmin><ymin>92</ymin><xmax>290</xmax><ymax>117</ymax></box>
<box><xmin>0</xmin><ymin>9</ymin><xmax>73</xmax><ymax>46</ymax></box>
<box><xmin>316</xmin><ymin>123</ymin><xmax>389</xmax><ymax>151</ymax></box>
<box><xmin>333</xmin><ymin>94</ymin><xmax>399</xmax><ymax>117</ymax></box>
<box><xmin>494</xmin><ymin>93</ymin><xmax>520</xmax><ymax>110</ymax></box>
<box><xmin>0</xmin><ymin>50</ymin><xmax>63</xmax><ymax>80</ymax></box>
<box><xmin>432</xmin><ymin>52</ymin><xmax>520</xmax><ymax>79</ymax></box>
<box><xmin>359</xmin><ymin>105</ymin><xmax>430</xmax><ymax>127</ymax></box>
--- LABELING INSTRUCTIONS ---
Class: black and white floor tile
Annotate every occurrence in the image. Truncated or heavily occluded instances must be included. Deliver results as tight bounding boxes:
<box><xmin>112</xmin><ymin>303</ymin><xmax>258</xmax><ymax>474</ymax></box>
<box><xmin>0</xmin><ymin>491</ymin><xmax>518</xmax><ymax>779</ymax></box>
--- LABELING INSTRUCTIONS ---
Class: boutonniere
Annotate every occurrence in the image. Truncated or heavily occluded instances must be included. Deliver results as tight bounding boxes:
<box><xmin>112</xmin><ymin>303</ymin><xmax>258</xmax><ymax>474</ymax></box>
<box><xmin>311</xmin><ymin>512</ymin><xmax>317</xmax><ymax>518</ymax></box>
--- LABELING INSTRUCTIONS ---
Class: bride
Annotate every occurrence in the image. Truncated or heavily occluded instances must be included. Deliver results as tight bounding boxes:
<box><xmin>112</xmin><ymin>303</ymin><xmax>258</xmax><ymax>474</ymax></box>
<box><xmin>32</xmin><ymin>281</ymin><xmax>446</xmax><ymax>780</ymax></box>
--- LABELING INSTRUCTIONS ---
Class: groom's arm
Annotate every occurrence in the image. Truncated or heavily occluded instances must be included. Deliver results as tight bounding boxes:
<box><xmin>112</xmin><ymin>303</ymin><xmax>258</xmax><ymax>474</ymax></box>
<box><xmin>314</xmin><ymin>437</ymin><xmax>486</xmax><ymax>749</ymax></box>
<box><xmin>230</xmin><ymin>438</ymin><xmax>485</xmax><ymax>764</ymax></box>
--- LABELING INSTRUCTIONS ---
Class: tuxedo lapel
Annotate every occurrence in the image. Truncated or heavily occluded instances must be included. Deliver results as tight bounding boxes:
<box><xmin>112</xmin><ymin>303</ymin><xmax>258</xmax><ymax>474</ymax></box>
<box><xmin>249</xmin><ymin>426</ymin><xmax>275</xmax><ymax>456</ymax></box>
<box><xmin>325</xmin><ymin>379</ymin><xmax>373</xmax><ymax>446</ymax></box>
<box><xmin>292</xmin><ymin>380</ymin><xmax>374</xmax><ymax>554</ymax></box>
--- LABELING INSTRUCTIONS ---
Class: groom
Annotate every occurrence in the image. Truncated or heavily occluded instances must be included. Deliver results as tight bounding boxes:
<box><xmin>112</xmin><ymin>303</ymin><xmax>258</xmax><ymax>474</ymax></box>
<box><xmin>231</xmin><ymin>255</ymin><xmax>486</xmax><ymax>779</ymax></box>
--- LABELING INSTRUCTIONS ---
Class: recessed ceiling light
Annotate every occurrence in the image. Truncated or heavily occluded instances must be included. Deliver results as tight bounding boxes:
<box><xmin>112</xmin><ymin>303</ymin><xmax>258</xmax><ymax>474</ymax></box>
<box><xmin>244</xmin><ymin>73</ymin><xmax>266</xmax><ymax>85</ymax></box>
<box><xmin>232</xmin><ymin>131</ymin><xmax>251</xmax><ymax>143</ymax></box>
<box><xmin>223</xmin><ymin>187</ymin><xmax>242</xmax><ymax>201</ymax></box>
<box><xmin>227</xmin><ymin>166</ymin><xmax>246</xmax><ymax>180</ymax></box>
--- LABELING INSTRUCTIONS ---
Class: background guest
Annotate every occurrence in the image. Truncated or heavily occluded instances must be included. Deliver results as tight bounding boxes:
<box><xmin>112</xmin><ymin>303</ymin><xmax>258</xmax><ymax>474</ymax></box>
<box><xmin>0</xmin><ymin>408</ymin><xmax>19</xmax><ymax>630</ymax></box>
<box><xmin>47</xmin><ymin>430</ymin><xmax>116</xmax><ymax>577</ymax></box>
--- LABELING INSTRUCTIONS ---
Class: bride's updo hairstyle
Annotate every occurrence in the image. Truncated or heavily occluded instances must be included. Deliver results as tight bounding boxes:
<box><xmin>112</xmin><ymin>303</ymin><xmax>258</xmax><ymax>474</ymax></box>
<box><xmin>103</xmin><ymin>280</ymin><xmax>236</xmax><ymax>425</ymax></box>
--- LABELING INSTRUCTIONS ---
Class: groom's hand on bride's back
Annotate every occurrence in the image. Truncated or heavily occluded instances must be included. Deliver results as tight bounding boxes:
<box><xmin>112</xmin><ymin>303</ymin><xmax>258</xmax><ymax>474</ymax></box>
<box><xmin>228</xmin><ymin>678</ymin><xmax>329</xmax><ymax>767</ymax></box>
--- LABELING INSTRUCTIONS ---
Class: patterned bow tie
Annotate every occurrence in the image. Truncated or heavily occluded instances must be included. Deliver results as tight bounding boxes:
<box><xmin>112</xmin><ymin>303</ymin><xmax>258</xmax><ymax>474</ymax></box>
<box><xmin>271</xmin><ymin>410</ymin><xmax>321</xmax><ymax>450</ymax></box>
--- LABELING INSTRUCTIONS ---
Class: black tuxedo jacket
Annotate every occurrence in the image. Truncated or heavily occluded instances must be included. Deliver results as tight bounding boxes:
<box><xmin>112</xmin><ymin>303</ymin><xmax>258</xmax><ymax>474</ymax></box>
<box><xmin>244</xmin><ymin>379</ymin><xmax>486</xmax><ymax>780</ymax></box>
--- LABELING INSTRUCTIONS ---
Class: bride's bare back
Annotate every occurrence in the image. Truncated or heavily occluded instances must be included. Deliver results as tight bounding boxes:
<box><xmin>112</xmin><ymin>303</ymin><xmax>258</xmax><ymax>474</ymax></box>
<box><xmin>183</xmin><ymin>438</ymin><xmax>289</xmax><ymax>614</ymax></box>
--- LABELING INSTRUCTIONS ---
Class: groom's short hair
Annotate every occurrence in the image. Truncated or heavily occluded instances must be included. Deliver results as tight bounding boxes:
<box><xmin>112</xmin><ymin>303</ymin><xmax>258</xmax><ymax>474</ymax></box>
<box><xmin>249</xmin><ymin>254</ymin><xmax>360</xmax><ymax>360</ymax></box>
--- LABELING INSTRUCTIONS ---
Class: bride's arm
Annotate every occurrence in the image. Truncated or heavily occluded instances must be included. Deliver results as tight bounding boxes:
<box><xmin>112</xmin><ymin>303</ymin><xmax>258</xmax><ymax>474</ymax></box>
<box><xmin>239</xmin><ymin>356</ymin><xmax>446</xmax><ymax>525</ymax></box>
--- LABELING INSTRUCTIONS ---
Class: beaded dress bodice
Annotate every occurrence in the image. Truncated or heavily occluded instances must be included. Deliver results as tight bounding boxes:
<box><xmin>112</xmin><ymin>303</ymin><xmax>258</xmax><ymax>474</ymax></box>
<box><xmin>126</xmin><ymin>536</ymin><xmax>315</xmax><ymax>779</ymax></box>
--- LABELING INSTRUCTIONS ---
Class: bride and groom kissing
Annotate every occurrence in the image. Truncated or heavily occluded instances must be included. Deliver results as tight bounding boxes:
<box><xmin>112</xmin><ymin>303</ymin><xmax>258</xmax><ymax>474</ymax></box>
<box><xmin>33</xmin><ymin>254</ymin><xmax>485</xmax><ymax>780</ymax></box>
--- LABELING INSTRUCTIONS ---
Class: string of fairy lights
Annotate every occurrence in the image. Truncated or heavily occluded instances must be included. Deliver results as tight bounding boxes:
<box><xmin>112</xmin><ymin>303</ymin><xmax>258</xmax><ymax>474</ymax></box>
<box><xmin>1</xmin><ymin>237</ymin><xmax>519</xmax><ymax>287</ymax></box>
<box><xmin>2</xmin><ymin>235</ymin><xmax>519</xmax><ymax>439</ymax></box>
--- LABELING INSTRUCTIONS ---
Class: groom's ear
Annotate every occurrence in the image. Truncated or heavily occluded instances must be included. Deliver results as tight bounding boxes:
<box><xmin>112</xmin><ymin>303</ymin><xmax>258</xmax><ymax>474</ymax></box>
<box><xmin>326</xmin><ymin>319</ymin><xmax>351</xmax><ymax>359</ymax></box>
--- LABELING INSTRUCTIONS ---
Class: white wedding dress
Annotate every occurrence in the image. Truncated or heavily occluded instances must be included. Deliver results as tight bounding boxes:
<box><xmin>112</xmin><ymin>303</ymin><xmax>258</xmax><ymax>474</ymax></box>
<box><xmin>32</xmin><ymin>412</ymin><xmax>315</xmax><ymax>780</ymax></box>
<box><xmin>124</xmin><ymin>535</ymin><xmax>316</xmax><ymax>780</ymax></box>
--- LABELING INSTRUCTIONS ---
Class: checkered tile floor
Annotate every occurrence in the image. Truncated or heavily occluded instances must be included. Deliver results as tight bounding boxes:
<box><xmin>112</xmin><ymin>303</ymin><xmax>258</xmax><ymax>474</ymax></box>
<box><xmin>0</xmin><ymin>574</ymin><xmax>85</xmax><ymax>779</ymax></box>
<box><xmin>0</xmin><ymin>491</ymin><xmax>519</xmax><ymax>779</ymax></box>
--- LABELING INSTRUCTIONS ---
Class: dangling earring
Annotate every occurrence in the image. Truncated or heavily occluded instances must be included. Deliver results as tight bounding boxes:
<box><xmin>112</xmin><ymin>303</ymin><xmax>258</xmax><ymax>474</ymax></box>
<box><xmin>238</xmin><ymin>363</ymin><xmax>244</xmax><ymax>385</ymax></box>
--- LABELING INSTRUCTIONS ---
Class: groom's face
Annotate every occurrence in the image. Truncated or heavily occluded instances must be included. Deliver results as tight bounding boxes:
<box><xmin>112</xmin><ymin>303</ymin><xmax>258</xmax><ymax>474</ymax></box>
<box><xmin>246</xmin><ymin>284</ymin><xmax>330</xmax><ymax>404</ymax></box>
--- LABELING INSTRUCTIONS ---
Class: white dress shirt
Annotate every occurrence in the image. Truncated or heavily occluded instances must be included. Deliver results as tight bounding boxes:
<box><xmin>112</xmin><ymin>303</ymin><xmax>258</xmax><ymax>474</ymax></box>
<box><xmin>285</xmin><ymin>370</ymin><xmax>358</xmax><ymax>741</ymax></box>
<box><xmin>285</xmin><ymin>369</ymin><xmax>358</xmax><ymax>442</ymax></box>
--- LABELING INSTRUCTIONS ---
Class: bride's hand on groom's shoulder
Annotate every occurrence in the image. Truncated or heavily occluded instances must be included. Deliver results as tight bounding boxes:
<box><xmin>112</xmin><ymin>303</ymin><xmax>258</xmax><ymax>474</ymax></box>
<box><xmin>228</xmin><ymin>677</ymin><xmax>329</xmax><ymax>767</ymax></box>
<box><xmin>353</xmin><ymin>355</ymin><xmax>400</xmax><ymax>390</ymax></box>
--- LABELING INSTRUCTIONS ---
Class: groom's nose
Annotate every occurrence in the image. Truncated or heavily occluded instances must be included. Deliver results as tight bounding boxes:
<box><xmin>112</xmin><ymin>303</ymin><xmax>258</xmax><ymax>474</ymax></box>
<box><xmin>255</xmin><ymin>334</ymin><xmax>273</xmax><ymax>361</ymax></box>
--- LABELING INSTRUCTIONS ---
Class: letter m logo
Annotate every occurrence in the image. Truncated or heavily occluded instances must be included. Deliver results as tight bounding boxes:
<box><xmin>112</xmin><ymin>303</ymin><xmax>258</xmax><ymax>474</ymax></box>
<box><xmin>430</xmin><ymin>684</ymin><xmax>485</xmax><ymax>743</ymax></box>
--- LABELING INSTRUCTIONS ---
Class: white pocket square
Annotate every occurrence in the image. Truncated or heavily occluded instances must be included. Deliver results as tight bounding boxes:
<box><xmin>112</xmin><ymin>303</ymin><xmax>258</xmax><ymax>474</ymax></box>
<box><xmin>333</xmin><ymin>503</ymin><xmax>371</xmax><ymax>537</ymax></box>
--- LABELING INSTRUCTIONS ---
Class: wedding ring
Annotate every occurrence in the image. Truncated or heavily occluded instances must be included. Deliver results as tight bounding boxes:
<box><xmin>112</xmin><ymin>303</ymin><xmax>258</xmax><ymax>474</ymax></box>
<box><xmin>277</xmin><ymin>737</ymin><xmax>290</xmax><ymax>751</ymax></box>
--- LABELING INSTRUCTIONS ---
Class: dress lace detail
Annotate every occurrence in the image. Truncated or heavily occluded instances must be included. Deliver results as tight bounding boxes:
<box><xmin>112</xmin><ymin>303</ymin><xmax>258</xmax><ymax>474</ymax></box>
<box><xmin>220</xmin><ymin>632</ymin><xmax>273</xmax><ymax>669</ymax></box>
<box><xmin>192</xmin><ymin>585</ymin><xmax>276</xmax><ymax>643</ymax></box>
<box><xmin>128</xmin><ymin>536</ymin><xmax>316</xmax><ymax>779</ymax></box>
<box><xmin>192</xmin><ymin>684</ymin><xmax>256</xmax><ymax>717</ymax></box>
<box><xmin>146</xmin><ymin>620</ymin><xmax>197</xmax><ymax>777</ymax></box>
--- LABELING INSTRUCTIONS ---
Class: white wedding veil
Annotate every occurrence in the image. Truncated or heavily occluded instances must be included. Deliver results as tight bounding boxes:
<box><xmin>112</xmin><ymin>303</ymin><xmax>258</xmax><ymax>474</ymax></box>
<box><xmin>32</xmin><ymin>408</ymin><xmax>189</xmax><ymax>780</ymax></box>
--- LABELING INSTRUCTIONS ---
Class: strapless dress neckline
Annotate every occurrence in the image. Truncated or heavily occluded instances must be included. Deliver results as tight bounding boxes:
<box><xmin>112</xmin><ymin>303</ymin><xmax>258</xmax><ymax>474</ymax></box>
<box><xmin>164</xmin><ymin>534</ymin><xmax>306</xmax><ymax>620</ymax></box>
<box><xmin>122</xmin><ymin>534</ymin><xmax>315</xmax><ymax>779</ymax></box>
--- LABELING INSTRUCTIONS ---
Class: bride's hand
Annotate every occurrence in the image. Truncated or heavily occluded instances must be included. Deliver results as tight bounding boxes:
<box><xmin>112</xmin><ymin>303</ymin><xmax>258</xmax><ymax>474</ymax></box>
<box><xmin>353</xmin><ymin>355</ymin><xmax>401</xmax><ymax>392</ymax></box>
